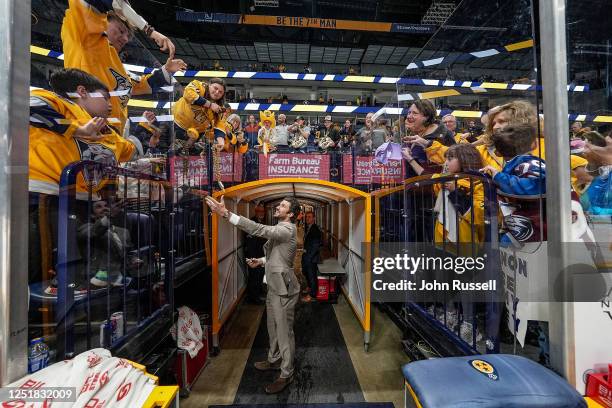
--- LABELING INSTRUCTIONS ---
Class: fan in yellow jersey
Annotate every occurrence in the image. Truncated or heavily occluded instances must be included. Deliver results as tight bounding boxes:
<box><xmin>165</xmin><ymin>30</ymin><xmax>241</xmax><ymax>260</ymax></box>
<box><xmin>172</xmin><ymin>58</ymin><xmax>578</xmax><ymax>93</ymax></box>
<box><xmin>224</xmin><ymin>113</ymin><xmax>249</xmax><ymax>154</ymax></box>
<box><xmin>61</xmin><ymin>0</ymin><xmax>187</xmax><ymax>133</ymax></box>
<box><xmin>29</xmin><ymin>69</ymin><xmax>136</xmax><ymax>197</ymax></box>
<box><xmin>171</xmin><ymin>78</ymin><xmax>227</xmax><ymax>150</ymax></box>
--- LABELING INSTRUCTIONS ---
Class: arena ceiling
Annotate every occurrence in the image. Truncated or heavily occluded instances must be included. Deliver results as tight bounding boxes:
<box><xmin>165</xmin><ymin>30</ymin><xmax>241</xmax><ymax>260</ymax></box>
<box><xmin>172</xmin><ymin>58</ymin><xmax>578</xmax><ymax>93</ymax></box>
<box><xmin>31</xmin><ymin>0</ymin><xmax>611</xmax><ymax>79</ymax></box>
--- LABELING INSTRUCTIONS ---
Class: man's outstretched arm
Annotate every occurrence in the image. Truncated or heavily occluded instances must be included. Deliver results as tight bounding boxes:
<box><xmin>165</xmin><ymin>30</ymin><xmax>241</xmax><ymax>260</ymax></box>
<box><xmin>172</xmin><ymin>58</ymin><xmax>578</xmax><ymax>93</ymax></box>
<box><xmin>205</xmin><ymin>196</ymin><xmax>292</xmax><ymax>242</ymax></box>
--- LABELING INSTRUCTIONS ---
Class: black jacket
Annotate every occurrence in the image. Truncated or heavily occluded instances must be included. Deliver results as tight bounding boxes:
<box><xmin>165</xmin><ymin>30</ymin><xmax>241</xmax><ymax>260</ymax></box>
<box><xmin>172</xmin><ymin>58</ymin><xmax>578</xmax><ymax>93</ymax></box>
<box><xmin>303</xmin><ymin>223</ymin><xmax>322</xmax><ymax>263</ymax></box>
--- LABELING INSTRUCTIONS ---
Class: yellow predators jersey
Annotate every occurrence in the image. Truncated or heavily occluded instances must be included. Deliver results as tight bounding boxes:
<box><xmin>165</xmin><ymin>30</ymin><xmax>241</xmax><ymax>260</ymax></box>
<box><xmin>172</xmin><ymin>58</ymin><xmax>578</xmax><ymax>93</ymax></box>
<box><xmin>223</xmin><ymin>122</ymin><xmax>248</xmax><ymax>154</ymax></box>
<box><xmin>62</xmin><ymin>0</ymin><xmax>168</xmax><ymax>133</ymax></box>
<box><xmin>432</xmin><ymin>176</ymin><xmax>485</xmax><ymax>250</ymax></box>
<box><xmin>476</xmin><ymin>144</ymin><xmax>505</xmax><ymax>171</ymax></box>
<box><xmin>29</xmin><ymin>89</ymin><xmax>135</xmax><ymax>195</ymax></box>
<box><xmin>424</xmin><ymin>140</ymin><xmax>448</xmax><ymax>165</ymax></box>
<box><xmin>172</xmin><ymin>80</ymin><xmax>226</xmax><ymax>138</ymax></box>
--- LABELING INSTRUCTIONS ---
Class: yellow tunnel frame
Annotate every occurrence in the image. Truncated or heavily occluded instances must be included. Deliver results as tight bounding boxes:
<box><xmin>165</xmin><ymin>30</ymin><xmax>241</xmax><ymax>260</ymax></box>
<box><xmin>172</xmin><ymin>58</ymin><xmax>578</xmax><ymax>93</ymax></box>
<box><xmin>211</xmin><ymin>178</ymin><xmax>372</xmax><ymax>350</ymax></box>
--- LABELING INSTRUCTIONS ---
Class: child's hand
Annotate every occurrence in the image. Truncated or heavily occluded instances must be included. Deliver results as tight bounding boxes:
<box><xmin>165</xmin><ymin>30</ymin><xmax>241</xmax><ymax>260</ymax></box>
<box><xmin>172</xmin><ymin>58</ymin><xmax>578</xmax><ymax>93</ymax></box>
<box><xmin>75</xmin><ymin>117</ymin><xmax>107</xmax><ymax>140</ymax></box>
<box><xmin>143</xmin><ymin>110</ymin><xmax>157</xmax><ymax>124</ymax></box>
<box><xmin>480</xmin><ymin>165</ymin><xmax>499</xmax><ymax>177</ymax></box>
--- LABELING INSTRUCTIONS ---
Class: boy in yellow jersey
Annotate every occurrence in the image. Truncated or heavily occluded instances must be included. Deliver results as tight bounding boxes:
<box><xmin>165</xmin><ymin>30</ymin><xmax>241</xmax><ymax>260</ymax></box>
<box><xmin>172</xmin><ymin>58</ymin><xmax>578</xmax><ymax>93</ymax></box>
<box><xmin>29</xmin><ymin>68</ymin><xmax>138</xmax><ymax>292</ymax></box>
<box><xmin>29</xmin><ymin>68</ymin><xmax>137</xmax><ymax>196</ymax></box>
<box><xmin>172</xmin><ymin>78</ymin><xmax>227</xmax><ymax>150</ymax></box>
<box><xmin>61</xmin><ymin>0</ymin><xmax>187</xmax><ymax>133</ymax></box>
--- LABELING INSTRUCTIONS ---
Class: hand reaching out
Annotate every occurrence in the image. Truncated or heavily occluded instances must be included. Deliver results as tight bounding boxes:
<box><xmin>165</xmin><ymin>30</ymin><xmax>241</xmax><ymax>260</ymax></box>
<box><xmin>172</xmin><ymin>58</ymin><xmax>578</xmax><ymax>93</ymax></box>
<box><xmin>164</xmin><ymin>57</ymin><xmax>187</xmax><ymax>74</ymax></box>
<box><xmin>205</xmin><ymin>195</ymin><xmax>228</xmax><ymax>217</ymax></box>
<box><xmin>150</xmin><ymin>31</ymin><xmax>176</xmax><ymax>58</ymax></box>
<box><xmin>75</xmin><ymin>117</ymin><xmax>107</xmax><ymax>140</ymax></box>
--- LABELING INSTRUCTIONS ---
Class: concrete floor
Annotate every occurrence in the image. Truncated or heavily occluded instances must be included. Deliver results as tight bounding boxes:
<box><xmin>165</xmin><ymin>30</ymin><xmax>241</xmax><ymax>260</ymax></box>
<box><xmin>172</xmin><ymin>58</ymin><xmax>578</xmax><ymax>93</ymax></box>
<box><xmin>183</xmin><ymin>296</ymin><xmax>408</xmax><ymax>408</ymax></box>
<box><xmin>182</xmin><ymin>303</ymin><xmax>265</xmax><ymax>408</ymax></box>
<box><xmin>334</xmin><ymin>297</ymin><xmax>409</xmax><ymax>408</ymax></box>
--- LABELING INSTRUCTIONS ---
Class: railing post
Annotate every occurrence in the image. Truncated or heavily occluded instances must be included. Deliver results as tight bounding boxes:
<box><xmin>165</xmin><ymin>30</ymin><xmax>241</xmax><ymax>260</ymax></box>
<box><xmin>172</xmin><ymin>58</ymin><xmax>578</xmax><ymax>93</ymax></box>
<box><xmin>538</xmin><ymin>0</ymin><xmax>574</xmax><ymax>383</ymax></box>
<box><xmin>0</xmin><ymin>0</ymin><xmax>31</xmax><ymax>384</ymax></box>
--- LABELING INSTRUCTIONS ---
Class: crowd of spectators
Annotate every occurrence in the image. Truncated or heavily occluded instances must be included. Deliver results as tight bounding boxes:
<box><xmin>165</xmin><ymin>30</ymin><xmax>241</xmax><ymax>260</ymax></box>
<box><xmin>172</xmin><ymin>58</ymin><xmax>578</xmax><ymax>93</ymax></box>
<box><xmin>27</xmin><ymin>0</ymin><xmax>611</xmax><ymax>357</ymax></box>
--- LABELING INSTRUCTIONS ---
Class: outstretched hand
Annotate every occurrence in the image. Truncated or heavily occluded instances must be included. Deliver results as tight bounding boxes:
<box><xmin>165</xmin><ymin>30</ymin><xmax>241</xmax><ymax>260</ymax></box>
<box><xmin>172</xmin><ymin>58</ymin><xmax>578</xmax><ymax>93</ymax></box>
<box><xmin>150</xmin><ymin>31</ymin><xmax>176</xmax><ymax>58</ymax></box>
<box><xmin>205</xmin><ymin>195</ymin><xmax>228</xmax><ymax>217</ymax></box>
<box><xmin>164</xmin><ymin>57</ymin><xmax>187</xmax><ymax>74</ymax></box>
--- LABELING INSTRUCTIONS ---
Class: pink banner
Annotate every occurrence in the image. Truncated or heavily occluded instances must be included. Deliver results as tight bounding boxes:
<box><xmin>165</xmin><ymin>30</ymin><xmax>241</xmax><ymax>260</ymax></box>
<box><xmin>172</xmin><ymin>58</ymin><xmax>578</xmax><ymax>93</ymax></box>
<box><xmin>170</xmin><ymin>156</ymin><xmax>208</xmax><ymax>186</ymax></box>
<box><xmin>170</xmin><ymin>153</ymin><xmax>243</xmax><ymax>185</ymax></box>
<box><xmin>259</xmin><ymin>154</ymin><xmax>330</xmax><ymax>180</ymax></box>
<box><xmin>220</xmin><ymin>152</ymin><xmax>243</xmax><ymax>182</ymax></box>
<box><xmin>342</xmin><ymin>155</ymin><xmax>404</xmax><ymax>184</ymax></box>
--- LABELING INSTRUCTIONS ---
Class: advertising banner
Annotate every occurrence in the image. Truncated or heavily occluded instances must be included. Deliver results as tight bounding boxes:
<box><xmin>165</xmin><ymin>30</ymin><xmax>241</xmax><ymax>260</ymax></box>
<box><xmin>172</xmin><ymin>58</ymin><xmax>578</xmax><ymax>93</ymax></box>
<box><xmin>259</xmin><ymin>153</ymin><xmax>330</xmax><ymax>180</ymax></box>
<box><xmin>170</xmin><ymin>153</ymin><xmax>243</xmax><ymax>185</ymax></box>
<box><xmin>342</xmin><ymin>155</ymin><xmax>404</xmax><ymax>184</ymax></box>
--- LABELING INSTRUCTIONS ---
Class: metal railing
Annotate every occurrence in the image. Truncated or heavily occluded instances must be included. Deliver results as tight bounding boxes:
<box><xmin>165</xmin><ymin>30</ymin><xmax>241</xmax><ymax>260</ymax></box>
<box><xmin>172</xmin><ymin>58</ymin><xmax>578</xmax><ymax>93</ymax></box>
<box><xmin>377</xmin><ymin>172</ymin><xmax>501</xmax><ymax>357</ymax></box>
<box><xmin>27</xmin><ymin>159</ymin><xmax>206</xmax><ymax>361</ymax></box>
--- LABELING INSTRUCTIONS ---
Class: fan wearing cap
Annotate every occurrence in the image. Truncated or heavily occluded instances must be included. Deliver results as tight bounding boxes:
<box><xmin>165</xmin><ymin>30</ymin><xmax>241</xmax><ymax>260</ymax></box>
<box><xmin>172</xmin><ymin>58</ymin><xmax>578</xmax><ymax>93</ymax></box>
<box><xmin>569</xmin><ymin>137</ymin><xmax>592</xmax><ymax>195</ymax></box>
<box><xmin>288</xmin><ymin>116</ymin><xmax>310</xmax><ymax>153</ymax></box>
<box><xmin>317</xmin><ymin>115</ymin><xmax>341</xmax><ymax>151</ymax></box>
<box><xmin>61</xmin><ymin>0</ymin><xmax>187</xmax><ymax>133</ymax></box>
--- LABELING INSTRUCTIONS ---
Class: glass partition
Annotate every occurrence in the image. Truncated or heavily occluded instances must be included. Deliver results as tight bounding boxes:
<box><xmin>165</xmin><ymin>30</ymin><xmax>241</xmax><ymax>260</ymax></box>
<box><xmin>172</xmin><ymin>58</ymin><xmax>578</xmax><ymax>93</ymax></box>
<box><xmin>393</xmin><ymin>0</ymin><xmax>550</xmax><ymax>363</ymax></box>
<box><xmin>564</xmin><ymin>0</ymin><xmax>612</xmax><ymax>393</ymax></box>
<box><xmin>29</xmin><ymin>0</ymin><xmax>178</xmax><ymax>362</ymax></box>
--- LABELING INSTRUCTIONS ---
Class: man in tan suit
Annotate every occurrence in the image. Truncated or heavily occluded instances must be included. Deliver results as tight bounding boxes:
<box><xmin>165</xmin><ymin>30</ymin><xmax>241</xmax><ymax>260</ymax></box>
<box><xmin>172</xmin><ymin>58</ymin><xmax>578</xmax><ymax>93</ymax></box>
<box><xmin>205</xmin><ymin>195</ymin><xmax>301</xmax><ymax>394</ymax></box>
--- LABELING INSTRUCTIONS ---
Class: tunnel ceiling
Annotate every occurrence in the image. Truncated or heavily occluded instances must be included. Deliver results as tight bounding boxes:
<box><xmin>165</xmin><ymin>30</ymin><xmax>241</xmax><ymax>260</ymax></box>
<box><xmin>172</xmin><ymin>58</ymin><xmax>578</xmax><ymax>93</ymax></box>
<box><xmin>214</xmin><ymin>179</ymin><xmax>368</xmax><ymax>203</ymax></box>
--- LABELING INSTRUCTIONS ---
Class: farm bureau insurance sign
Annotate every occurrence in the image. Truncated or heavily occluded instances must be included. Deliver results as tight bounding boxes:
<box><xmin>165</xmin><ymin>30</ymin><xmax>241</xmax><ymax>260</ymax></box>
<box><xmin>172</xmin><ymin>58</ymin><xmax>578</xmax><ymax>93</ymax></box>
<box><xmin>343</xmin><ymin>155</ymin><xmax>404</xmax><ymax>184</ymax></box>
<box><xmin>259</xmin><ymin>153</ymin><xmax>330</xmax><ymax>180</ymax></box>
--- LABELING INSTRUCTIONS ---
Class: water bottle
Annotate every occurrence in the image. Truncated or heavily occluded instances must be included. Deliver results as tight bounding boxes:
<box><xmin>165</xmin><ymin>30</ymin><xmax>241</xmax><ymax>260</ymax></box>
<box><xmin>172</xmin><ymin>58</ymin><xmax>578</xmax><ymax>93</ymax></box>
<box><xmin>28</xmin><ymin>337</ymin><xmax>49</xmax><ymax>373</ymax></box>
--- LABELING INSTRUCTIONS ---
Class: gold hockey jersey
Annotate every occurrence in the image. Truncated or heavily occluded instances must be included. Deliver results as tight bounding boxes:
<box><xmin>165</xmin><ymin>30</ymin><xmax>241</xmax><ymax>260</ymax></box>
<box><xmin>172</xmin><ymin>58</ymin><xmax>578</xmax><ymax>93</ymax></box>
<box><xmin>172</xmin><ymin>80</ymin><xmax>226</xmax><ymax>139</ymax></box>
<box><xmin>29</xmin><ymin>89</ymin><xmax>136</xmax><ymax>195</ymax></box>
<box><xmin>62</xmin><ymin>0</ymin><xmax>169</xmax><ymax>132</ymax></box>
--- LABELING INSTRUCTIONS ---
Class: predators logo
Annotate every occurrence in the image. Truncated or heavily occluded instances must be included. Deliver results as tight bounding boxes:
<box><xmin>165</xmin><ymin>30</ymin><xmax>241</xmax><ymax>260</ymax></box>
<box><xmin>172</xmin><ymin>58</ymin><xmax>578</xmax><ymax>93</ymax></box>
<box><xmin>469</xmin><ymin>359</ymin><xmax>499</xmax><ymax>381</ymax></box>
<box><xmin>504</xmin><ymin>215</ymin><xmax>534</xmax><ymax>242</ymax></box>
<box><xmin>75</xmin><ymin>139</ymin><xmax>118</xmax><ymax>188</ymax></box>
<box><xmin>109</xmin><ymin>68</ymin><xmax>132</xmax><ymax>108</ymax></box>
<box><xmin>191</xmin><ymin>105</ymin><xmax>213</xmax><ymax>129</ymax></box>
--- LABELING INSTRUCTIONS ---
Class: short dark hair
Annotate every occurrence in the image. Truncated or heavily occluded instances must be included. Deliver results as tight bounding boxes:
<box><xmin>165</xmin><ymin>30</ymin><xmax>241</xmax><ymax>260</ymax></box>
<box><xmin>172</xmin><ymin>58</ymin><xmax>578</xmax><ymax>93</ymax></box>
<box><xmin>411</xmin><ymin>100</ymin><xmax>436</xmax><ymax>127</ymax></box>
<box><xmin>49</xmin><ymin>68</ymin><xmax>108</xmax><ymax>99</ymax></box>
<box><xmin>492</xmin><ymin>124</ymin><xmax>537</xmax><ymax>159</ymax></box>
<box><xmin>445</xmin><ymin>144</ymin><xmax>483</xmax><ymax>172</ymax></box>
<box><xmin>283</xmin><ymin>196</ymin><xmax>301</xmax><ymax>223</ymax></box>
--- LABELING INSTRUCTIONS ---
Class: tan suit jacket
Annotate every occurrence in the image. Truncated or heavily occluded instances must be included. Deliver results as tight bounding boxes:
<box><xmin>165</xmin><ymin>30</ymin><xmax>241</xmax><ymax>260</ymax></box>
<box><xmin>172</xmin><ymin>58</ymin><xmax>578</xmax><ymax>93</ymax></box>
<box><xmin>237</xmin><ymin>216</ymin><xmax>300</xmax><ymax>296</ymax></box>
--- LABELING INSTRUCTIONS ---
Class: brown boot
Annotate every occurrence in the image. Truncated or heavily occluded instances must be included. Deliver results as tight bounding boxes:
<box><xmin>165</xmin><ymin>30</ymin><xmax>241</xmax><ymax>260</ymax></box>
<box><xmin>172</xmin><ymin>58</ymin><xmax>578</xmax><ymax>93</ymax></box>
<box><xmin>254</xmin><ymin>360</ymin><xmax>281</xmax><ymax>371</ymax></box>
<box><xmin>265</xmin><ymin>374</ymin><xmax>294</xmax><ymax>394</ymax></box>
